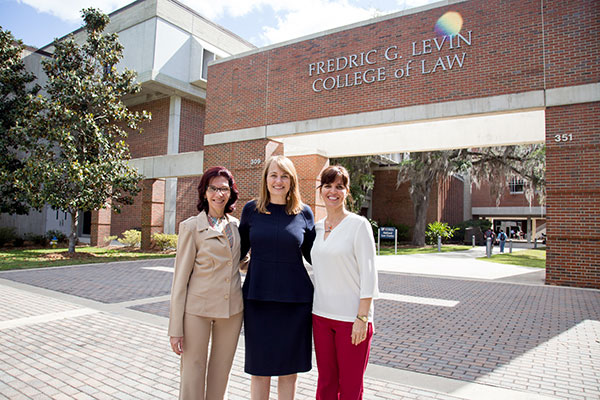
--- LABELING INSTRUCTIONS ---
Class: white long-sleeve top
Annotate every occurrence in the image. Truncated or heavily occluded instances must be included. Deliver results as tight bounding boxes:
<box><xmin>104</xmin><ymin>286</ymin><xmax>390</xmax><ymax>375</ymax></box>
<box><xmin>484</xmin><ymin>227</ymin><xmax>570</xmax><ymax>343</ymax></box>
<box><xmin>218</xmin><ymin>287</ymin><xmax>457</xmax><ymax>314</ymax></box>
<box><xmin>311</xmin><ymin>213</ymin><xmax>379</xmax><ymax>323</ymax></box>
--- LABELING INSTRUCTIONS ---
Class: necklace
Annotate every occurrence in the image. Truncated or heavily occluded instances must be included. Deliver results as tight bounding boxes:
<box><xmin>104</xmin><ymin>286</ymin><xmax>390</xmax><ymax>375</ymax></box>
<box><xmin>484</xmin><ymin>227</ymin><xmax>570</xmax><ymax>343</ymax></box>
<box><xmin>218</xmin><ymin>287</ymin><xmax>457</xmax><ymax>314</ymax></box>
<box><xmin>324</xmin><ymin>215</ymin><xmax>346</xmax><ymax>233</ymax></box>
<box><xmin>207</xmin><ymin>214</ymin><xmax>226</xmax><ymax>231</ymax></box>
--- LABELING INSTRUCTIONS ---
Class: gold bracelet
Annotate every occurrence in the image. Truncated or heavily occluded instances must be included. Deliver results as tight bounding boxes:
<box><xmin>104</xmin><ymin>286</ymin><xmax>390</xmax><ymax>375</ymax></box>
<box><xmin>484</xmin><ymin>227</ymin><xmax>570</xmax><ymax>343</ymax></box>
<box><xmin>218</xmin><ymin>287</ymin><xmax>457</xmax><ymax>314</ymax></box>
<box><xmin>356</xmin><ymin>315</ymin><xmax>368</xmax><ymax>323</ymax></box>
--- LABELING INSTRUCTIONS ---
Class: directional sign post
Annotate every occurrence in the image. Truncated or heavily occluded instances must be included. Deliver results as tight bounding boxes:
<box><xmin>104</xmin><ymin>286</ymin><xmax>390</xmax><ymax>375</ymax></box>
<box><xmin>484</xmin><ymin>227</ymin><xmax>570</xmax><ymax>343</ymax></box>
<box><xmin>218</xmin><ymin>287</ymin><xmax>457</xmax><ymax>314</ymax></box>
<box><xmin>378</xmin><ymin>227</ymin><xmax>397</xmax><ymax>255</ymax></box>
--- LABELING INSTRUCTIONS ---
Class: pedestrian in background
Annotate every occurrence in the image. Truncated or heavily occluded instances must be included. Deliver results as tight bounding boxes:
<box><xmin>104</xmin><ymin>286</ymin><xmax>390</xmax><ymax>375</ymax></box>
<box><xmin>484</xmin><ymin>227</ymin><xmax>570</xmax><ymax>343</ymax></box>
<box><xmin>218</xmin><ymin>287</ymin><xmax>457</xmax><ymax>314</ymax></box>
<box><xmin>310</xmin><ymin>165</ymin><xmax>379</xmax><ymax>399</ymax></box>
<box><xmin>239</xmin><ymin>155</ymin><xmax>316</xmax><ymax>400</ymax></box>
<box><xmin>498</xmin><ymin>230</ymin><xmax>507</xmax><ymax>253</ymax></box>
<box><xmin>484</xmin><ymin>228</ymin><xmax>495</xmax><ymax>251</ymax></box>
<box><xmin>168</xmin><ymin>166</ymin><xmax>244</xmax><ymax>400</ymax></box>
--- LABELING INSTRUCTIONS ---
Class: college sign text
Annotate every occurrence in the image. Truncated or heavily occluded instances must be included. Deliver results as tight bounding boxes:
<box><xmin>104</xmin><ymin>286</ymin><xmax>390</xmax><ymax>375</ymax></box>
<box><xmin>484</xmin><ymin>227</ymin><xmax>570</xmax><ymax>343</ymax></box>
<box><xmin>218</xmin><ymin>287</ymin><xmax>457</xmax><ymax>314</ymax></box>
<box><xmin>308</xmin><ymin>31</ymin><xmax>473</xmax><ymax>93</ymax></box>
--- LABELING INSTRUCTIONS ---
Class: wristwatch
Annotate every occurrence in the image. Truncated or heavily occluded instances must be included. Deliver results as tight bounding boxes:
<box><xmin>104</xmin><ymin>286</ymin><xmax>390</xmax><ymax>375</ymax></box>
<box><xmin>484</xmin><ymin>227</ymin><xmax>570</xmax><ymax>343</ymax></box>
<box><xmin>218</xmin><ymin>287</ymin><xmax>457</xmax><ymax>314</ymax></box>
<box><xmin>356</xmin><ymin>315</ymin><xmax>368</xmax><ymax>323</ymax></box>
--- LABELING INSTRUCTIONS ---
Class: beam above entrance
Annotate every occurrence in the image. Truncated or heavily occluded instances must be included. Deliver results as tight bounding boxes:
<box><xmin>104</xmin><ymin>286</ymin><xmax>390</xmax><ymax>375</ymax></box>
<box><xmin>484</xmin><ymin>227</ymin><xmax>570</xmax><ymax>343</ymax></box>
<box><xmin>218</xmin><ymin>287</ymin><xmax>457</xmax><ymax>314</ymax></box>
<box><xmin>128</xmin><ymin>151</ymin><xmax>204</xmax><ymax>179</ymax></box>
<box><xmin>280</xmin><ymin>109</ymin><xmax>545</xmax><ymax>157</ymax></box>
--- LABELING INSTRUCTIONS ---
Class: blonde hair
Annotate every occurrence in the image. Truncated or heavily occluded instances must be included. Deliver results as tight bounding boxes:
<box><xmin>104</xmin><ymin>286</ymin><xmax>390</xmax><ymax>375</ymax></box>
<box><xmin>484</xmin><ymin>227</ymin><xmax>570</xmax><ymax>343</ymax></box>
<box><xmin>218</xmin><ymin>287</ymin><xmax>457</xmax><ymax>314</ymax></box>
<box><xmin>256</xmin><ymin>155</ymin><xmax>303</xmax><ymax>215</ymax></box>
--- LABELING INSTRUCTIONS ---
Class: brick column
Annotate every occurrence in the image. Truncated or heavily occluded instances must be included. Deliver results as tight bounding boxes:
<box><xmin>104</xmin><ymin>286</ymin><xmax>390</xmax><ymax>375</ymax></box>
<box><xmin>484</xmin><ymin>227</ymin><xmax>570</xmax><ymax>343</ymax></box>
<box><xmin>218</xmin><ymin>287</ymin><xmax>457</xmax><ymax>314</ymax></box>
<box><xmin>545</xmin><ymin>102</ymin><xmax>600</xmax><ymax>289</ymax></box>
<box><xmin>288</xmin><ymin>154</ymin><xmax>329</xmax><ymax>221</ymax></box>
<box><xmin>90</xmin><ymin>200</ymin><xmax>112</xmax><ymax>247</ymax></box>
<box><xmin>141</xmin><ymin>179</ymin><xmax>165</xmax><ymax>250</ymax></box>
<box><xmin>204</xmin><ymin>138</ymin><xmax>283</xmax><ymax>218</ymax></box>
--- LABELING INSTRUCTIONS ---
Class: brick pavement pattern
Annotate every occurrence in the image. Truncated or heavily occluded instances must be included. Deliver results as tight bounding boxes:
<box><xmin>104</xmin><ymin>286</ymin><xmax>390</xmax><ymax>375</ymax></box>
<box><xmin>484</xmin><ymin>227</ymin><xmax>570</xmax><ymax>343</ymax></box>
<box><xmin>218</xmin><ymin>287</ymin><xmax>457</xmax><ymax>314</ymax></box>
<box><xmin>0</xmin><ymin>283</ymin><xmax>465</xmax><ymax>400</ymax></box>
<box><xmin>129</xmin><ymin>301</ymin><xmax>170</xmax><ymax>318</ymax></box>
<box><xmin>3</xmin><ymin>261</ymin><xmax>600</xmax><ymax>399</ymax></box>
<box><xmin>375</xmin><ymin>273</ymin><xmax>600</xmax><ymax>399</ymax></box>
<box><xmin>0</xmin><ymin>259</ymin><xmax>175</xmax><ymax>303</ymax></box>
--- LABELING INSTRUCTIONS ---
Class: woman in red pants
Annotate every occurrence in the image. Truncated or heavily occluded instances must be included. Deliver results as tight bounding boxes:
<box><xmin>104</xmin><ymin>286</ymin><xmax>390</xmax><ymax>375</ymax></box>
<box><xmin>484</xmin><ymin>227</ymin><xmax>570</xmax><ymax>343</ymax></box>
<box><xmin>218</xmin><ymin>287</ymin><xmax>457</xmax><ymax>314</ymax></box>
<box><xmin>310</xmin><ymin>165</ymin><xmax>379</xmax><ymax>399</ymax></box>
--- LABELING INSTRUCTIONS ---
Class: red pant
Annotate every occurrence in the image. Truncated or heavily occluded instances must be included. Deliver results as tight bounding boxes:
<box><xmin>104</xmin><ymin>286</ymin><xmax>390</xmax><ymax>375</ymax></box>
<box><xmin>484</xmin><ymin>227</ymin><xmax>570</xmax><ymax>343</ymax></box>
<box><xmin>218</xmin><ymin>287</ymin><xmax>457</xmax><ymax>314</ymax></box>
<box><xmin>312</xmin><ymin>314</ymin><xmax>374</xmax><ymax>400</ymax></box>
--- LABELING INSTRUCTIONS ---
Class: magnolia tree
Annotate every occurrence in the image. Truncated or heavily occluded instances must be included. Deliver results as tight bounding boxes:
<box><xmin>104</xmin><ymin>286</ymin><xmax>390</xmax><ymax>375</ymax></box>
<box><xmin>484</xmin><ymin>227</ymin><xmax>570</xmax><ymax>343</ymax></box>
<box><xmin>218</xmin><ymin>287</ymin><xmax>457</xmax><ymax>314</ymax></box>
<box><xmin>16</xmin><ymin>9</ymin><xmax>150</xmax><ymax>253</ymax></box>
<box><xmin>0</xmin><ymin>28</ymin><xmax>39</xmax><ymax>214</ymax></box>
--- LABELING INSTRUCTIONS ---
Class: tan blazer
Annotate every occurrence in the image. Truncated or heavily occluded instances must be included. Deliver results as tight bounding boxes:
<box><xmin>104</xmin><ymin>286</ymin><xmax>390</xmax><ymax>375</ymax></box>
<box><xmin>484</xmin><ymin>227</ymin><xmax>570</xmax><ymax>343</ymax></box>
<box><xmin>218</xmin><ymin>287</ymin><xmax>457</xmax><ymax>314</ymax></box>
<box><xmin>168</xmin><ymin>211</ymin><xmax>243</xmax><ymax>337</ymax></box>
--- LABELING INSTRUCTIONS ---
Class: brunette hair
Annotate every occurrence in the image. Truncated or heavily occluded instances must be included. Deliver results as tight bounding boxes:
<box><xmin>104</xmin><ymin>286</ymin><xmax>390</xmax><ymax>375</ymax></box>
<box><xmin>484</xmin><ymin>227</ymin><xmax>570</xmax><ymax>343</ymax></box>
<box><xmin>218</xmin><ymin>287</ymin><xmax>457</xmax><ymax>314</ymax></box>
<box><xmin>318</xmin><ymin>165</ymin><xmax>353</xmax><ymax>202</ymax></box>
<box><xmin>256</xmin><ymin>155</ymin><xmax>303</xmax><ymax>215</ymax></box>
<box><xmin>197</xmin><ymin>166</ymin><xmax>239</xmax><ymax>214</ymax></box>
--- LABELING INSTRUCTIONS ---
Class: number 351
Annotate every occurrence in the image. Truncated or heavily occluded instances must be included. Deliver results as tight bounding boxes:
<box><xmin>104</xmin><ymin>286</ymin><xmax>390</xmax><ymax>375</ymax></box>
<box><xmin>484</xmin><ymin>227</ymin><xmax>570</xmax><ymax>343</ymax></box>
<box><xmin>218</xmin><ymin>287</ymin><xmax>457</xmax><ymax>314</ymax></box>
<box><xmin>554</xmin><ymin>133</ymin><xmax>573</xmax><ymax>142</ymax></box>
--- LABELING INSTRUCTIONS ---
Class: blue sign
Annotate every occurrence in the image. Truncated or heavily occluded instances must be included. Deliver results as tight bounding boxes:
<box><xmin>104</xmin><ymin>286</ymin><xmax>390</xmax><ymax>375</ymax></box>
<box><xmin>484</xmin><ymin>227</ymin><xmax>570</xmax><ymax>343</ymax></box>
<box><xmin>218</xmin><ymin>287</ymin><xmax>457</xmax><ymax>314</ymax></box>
<box><xmin>379</xmin><ymin>227</ymin><xmax>396</xmax><ymax>240</ymax></box>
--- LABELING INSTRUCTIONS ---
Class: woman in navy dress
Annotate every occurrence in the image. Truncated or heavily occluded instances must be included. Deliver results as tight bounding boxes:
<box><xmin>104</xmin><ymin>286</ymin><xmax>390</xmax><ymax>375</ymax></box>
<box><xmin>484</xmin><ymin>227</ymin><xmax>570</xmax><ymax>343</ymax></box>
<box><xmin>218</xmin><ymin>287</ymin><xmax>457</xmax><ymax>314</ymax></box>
<box><xmin>239</xmin><ymin>155</ymin><xmax>315</xmax><ymax>400</ymax></box>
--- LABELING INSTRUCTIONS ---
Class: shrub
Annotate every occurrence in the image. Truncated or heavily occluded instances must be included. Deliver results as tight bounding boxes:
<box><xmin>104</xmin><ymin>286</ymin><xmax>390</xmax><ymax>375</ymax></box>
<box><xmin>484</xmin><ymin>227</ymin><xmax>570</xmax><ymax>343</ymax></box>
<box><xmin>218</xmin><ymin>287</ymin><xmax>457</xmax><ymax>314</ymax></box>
<box><xmin>368</xmin><ymin>219</ymin><xmax>379</xmax><ymax>240</ymax></box>
<box><xmin>45</xmin><ymin>230</ymin><xmax>68</xmax><ymax>243</ymax></box>
<box><xmin>0</xmin><ymin>227</ymin><xmax>17</xmax><ymax>247</ymax></box>
<box><xmin>119</xmin><ymin>229</ymin><xmax>141</xmax><ymax>247</ymax></box>
<box><xmin>24</xmin><ymin>233</ymin><xmax>49</xmax><ymax>246</ymax></box>
<box><xmin>13</xmin><ymin>237</ymin><xmax>25</xmax><ymax>247</ymax></box>
<box><xmin>425</xmin><ymin>221</ymin><xmax>458</xmax><ymax>245</ymax></box>
<box><xmin>152</xmin><ymin>233</ymin><xmax>178</xmax><ymax>251</ymax></box>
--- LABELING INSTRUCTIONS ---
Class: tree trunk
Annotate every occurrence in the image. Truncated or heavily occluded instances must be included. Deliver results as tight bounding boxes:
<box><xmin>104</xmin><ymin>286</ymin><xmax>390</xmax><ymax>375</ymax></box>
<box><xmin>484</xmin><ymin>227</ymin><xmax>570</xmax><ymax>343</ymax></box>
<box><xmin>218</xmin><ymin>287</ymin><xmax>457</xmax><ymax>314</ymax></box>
<box><xmin>68</xmin><ymin>210</ymin><xmax>78</xmax><ymax>254</ymax></box>
<box><xmin>410</xmin><ymin>183</ymin><xmax>432</xmax><ymax>247</ymax></box>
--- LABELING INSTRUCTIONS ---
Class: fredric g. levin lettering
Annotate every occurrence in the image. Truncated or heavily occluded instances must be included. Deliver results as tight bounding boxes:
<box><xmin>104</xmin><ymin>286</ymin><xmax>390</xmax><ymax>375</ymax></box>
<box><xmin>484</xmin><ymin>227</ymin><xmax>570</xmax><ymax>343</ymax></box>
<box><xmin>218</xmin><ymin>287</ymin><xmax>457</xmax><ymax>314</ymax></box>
<box><xmin>308</xmin><ymin>31</ymin><xmax>472</xmax><ymax>93</ymax></box>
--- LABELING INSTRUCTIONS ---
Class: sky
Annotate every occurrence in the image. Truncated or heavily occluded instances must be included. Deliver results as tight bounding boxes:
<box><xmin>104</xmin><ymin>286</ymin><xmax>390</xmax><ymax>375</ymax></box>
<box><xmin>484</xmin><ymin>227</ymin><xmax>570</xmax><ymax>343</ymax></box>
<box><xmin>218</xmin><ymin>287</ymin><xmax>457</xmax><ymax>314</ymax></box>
<box><xmin>0</xmin><ymin>0</ymin><xmax>438</xmax><ymax>49</ymax></box>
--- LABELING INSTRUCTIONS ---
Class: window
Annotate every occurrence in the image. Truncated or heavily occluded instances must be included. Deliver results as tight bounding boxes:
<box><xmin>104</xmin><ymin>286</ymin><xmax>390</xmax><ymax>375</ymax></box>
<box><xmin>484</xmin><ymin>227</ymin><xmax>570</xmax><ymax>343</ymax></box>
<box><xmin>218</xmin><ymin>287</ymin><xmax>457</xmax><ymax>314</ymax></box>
<box><xmin>509</xmin><ymin>177</ymin><xmax>524</xmax><ymax>194</ymax></box>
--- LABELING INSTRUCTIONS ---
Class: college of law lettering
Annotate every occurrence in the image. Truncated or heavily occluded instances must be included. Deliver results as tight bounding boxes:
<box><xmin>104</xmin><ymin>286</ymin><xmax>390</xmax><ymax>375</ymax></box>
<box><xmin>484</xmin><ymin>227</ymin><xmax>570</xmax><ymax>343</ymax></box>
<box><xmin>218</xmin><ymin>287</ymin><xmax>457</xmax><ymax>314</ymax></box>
<box><xmin>308</xmin><ymin>31</ymin><xmax>472</xmax><ymax>93</ymax></box>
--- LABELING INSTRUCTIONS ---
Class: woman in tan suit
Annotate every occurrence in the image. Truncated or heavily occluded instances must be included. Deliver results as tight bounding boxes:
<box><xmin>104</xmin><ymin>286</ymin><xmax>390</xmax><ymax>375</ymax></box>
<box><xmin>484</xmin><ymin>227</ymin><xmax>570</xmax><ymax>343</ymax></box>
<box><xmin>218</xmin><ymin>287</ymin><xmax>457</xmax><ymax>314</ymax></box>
<box><xmin>168</xmin><ymin>166</ymin><xmax>244</xmax><ymax>400</ymax></box>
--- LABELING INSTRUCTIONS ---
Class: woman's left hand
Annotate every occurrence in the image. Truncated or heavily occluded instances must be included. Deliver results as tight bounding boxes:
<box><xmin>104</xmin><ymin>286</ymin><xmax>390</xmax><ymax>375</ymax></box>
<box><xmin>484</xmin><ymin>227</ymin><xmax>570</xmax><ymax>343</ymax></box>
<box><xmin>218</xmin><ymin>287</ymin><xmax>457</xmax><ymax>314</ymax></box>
<box><xmin>351</xmin><ymin>319</ymin><xmax>368</xmax><ymax>346</ymax></box>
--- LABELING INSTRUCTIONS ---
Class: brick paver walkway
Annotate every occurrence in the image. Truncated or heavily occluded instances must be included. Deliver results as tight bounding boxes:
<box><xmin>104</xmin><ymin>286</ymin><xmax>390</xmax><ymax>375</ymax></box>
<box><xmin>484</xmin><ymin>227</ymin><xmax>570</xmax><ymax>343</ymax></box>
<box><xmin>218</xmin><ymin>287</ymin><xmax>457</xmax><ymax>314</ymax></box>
<box><xmin>0</xmin><ymin>259</ymin><xmax>174</xmax><ymax>303</ymax></box>
<box><xmin>375</xmin><ymin>274</ymin><xmax>600</xmax><ymax>399</ymax></box>
<box><xmin>1</xmin><ymin>257</ymin><xmax>599</xmax><ymax>399</ymax></box>
<box><xmin>0</xmin><ymin>281</ymin><xmax>465</xmax><ymax>400</ymax></box>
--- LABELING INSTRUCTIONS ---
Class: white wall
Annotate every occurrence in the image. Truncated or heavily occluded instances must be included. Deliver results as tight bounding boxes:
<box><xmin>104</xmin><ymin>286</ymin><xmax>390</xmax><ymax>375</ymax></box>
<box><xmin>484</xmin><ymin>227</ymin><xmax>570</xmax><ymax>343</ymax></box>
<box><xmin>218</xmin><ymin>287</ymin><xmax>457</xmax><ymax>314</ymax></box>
<box><xmin>0</xmin><ymin>206</ymin><xmax>72</xmax><ymax>238</ymax></box>
<box><xmin>45</xmin><ymin>208</ymin><xmax>71</xmax><ymax>234</ymax></box>
<box><xmin>154</xmin><ymin>19</ymin><xmax>191</xmax><ymax>81</ymax></box>
<box><xmin>118</xmin><ymin>18</ymin><xmax>157</xmax><ymax>76</ymax></box>
<box><xmin>0</xmin><ymin>209</ymin><xmax>46</xmax><ymax>237</ymax></box>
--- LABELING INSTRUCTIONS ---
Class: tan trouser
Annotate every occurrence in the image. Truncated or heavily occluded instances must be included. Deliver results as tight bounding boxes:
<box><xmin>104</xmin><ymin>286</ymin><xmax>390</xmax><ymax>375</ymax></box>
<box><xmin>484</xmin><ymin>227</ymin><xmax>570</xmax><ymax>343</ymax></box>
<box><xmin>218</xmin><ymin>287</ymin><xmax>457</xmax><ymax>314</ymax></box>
<box><xmin>179</xmin><ymin>312</ymin><xmax>243</xmax><ymax>400</ymax></box>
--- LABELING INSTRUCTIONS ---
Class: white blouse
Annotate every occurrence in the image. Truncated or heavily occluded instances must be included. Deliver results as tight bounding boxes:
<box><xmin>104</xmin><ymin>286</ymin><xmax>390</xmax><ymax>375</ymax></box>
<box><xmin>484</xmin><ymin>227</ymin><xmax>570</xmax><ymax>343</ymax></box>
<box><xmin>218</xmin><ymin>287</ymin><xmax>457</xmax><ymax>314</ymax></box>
<box><xmin>311</xmin><ymin>213</ymin><xmax>379</xmax><ymax>323</ymax></box>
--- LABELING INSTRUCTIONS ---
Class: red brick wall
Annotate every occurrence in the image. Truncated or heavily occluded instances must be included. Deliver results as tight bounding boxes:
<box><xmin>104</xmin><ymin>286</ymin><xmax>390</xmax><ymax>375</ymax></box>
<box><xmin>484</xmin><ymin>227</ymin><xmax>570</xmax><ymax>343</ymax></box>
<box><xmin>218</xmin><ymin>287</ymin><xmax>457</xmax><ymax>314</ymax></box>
<box><xmin>439</xmin><ymin>176</ymin><xmax>464</xmax><ymax>226</ymax></box>
<box><xmin>176</xmin><ymin>177</ymin><xmax>201</xmax><ymax>233</ymax></box>
<box><xmin>179</xmin><ymin>99</ymin><xmax>205</xmax><ymax>153</ymax></box>
<box><xmin>371</xmin><ymin>170</ymin><xmax>441</xmax><ymax>231</ymax></box>
<box><xmin>110</xmin><ymin>185</ymin><xmax>143</xmax><ymax>237</ymax></box>
<box><xmin>543</xmin><ymin>0</ymin><xmax>600</xmax><ymax>89</ymax></box>
<box><xmin>471</xmin><ymin>181</ymin><xmax>544</xmax><ymax>208</ymax></box>
<box><xmin>90</xmin><ymin>201</ymin><xmax>111</xmax><ymax>247</ymax></box>
<box><xmin>206</xmin><ymin>0</ymin><xmax>546</xmax><ymax>133</ymax></box>
<box><xmin>141</xmin><ymin>179</ymin><xmax>165</xmax><ymax>249</ymax></box>
<box><xmin>545</xmin><ymin>102</ymin><xmax>600</xmax><ymax>288</ymax></box>
<box><xmin>127</xmin><ymin>98</ymin><xmax>169</xmax><ymax>158</ymax></box>
<box><xmin>206</xmin><ymin>54</ymin><xmax>269</xmax><ymax>134</ymax></box>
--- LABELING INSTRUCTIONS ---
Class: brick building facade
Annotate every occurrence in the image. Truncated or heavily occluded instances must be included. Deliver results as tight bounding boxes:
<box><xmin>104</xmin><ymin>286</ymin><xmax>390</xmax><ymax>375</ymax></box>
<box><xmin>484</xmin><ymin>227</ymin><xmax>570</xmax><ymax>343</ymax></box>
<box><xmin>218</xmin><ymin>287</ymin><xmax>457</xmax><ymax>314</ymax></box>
<box><xmin>202</xmin><ymin>0</ymin><xmax>599</xmax><ymax>288</ymax></box>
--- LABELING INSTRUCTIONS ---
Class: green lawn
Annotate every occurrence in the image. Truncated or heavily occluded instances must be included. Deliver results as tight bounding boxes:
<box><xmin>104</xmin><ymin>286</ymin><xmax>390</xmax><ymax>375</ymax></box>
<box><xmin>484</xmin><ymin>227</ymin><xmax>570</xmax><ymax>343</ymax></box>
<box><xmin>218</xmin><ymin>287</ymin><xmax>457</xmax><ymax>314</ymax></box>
<box><xmin>377</xmin><ymin>245</ymin><xmax>471</xmax><ymax>255</ymax></box>
<box><xmin>0</xmin><ymin>246</ymin><xmax>175</xmax><ymax>271</ymax></box>
<box><xmin>478</xmin><ymin>248</ymin><xmax>546</xmax><ymax>268</ymax></box>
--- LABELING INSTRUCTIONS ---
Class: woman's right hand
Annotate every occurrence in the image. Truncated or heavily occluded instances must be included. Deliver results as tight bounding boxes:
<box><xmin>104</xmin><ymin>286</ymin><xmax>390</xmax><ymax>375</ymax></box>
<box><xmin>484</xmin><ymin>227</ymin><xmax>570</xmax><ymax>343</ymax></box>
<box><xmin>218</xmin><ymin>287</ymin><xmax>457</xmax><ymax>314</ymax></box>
<box><xmin>170</xmin><ymin>336</ymin><xmax>183</xmax><ymax>355</ymax></box>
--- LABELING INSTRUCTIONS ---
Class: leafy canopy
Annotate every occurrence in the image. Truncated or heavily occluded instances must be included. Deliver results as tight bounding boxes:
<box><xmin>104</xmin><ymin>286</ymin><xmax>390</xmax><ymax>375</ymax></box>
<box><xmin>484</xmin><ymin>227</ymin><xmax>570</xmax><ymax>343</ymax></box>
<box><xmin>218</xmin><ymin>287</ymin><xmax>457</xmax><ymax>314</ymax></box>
<box><xmin>397</xmin><ymin>145</ymin><xmax>545</xmax><ymax>246</ymax></box>
<box><xmin>16</xmin><ymin>8</ymin><xmax>150</xmax><ymax>214</ymax></box>
<box><xmin>0</xmin><ymin>27</ymin><xmax>39</xmax><ymax>214</ymax></box>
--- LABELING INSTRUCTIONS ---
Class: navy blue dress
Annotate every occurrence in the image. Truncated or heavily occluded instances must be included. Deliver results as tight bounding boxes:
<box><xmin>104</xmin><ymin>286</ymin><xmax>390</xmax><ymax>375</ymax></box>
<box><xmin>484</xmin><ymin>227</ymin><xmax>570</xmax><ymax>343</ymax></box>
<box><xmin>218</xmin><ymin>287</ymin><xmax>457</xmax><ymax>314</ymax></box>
<box><xmin>239</xmin><ymin>200</ymin><xmax>315</xmax><ymax>376</ymax></box>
